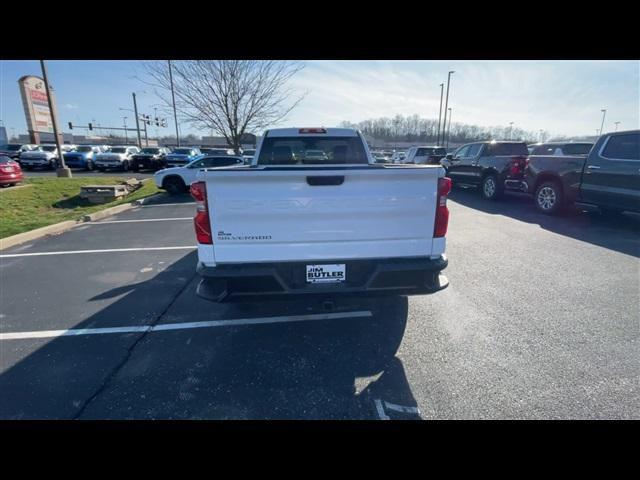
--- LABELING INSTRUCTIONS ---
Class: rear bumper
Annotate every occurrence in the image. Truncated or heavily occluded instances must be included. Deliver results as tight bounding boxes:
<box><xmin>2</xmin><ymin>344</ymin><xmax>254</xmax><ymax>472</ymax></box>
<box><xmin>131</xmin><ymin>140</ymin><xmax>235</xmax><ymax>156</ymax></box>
<box><xmin>0</xmin><ymin>174</ymin><xmax>23</xmax><ymax>184</ymax></box>
<box><xmin>196</xmin><ymin>255</ymin><xmax>449</xmax><ymax>302</ymax></box>
<box><xmin>504</xmin><ymin>179</ymin><xmax>529</xmax><ymax>192</ymax></box>
<box><xmin>133</xmin><ymin>157</ymin><xmax>163</xmax><ymax>169</ymax></box>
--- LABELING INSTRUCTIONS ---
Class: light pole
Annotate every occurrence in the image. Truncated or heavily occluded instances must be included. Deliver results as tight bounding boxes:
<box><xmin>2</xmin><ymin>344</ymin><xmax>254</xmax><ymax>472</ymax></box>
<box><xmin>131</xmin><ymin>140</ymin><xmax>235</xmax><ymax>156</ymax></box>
<box><xmin>122</xmin><ymin>117</ymin><xmax>128</xmax><ymax>143</ymax></box>
<box><xmin>441</xmin><ymin>71</ymin><xmax>455</xmax><ymax>147</ymax></box>
<box><xmin>132</xmin><ymin>94</ymin><xmax>142</xmax><ymax>148</ymax></box>
<box><xmin>168</xmin><ymin>60</ymin><xmax>180</xmax><ymax>147</ymax></box>
<box><xmin>446</xmin><ymin>107</ymin><xmax>452</xmax><ymax>149</ymax></box>
<box><xmin>614</xmin><ymin>121</ymin><xmax>620</xmax><ymax>132</ymax></box>
<box><xmin>39</xmin><ymin>60</ymin><xmax>71</xmax><ymax>178</ymax></box>
<box><xmin>436</xmin><ymin>83</ymin><xmax>444</xmax><ymax>145</ymax></box>
<box><xmin>599</xmin><ymin>109</ymin><xmax>607</xmax><ymax>136</ymax></box>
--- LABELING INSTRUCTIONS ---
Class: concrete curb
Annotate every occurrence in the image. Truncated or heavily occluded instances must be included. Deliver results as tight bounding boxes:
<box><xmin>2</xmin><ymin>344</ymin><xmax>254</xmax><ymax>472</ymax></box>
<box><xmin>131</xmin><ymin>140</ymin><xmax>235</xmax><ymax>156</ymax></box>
<box><xmin>81</xmin><ymin>203</ymin><xmax>138</xmax><ymax>222</ymax></box>
<box><xmin>1</xmin><ymin>185</ymin><xmax>162</xmax><ymax>251</ymax></box>
<box><xmin>0</xmin><ymin>221</ymin><xmax>80</xmax><ymax>251</ymax></box>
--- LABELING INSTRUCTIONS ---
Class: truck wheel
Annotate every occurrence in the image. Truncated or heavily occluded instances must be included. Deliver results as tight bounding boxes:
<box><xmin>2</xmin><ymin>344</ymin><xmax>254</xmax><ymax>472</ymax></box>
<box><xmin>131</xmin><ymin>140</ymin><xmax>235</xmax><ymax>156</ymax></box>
<box><xmin>163</xmin><ymin>176</ymin><xmax>186</xmax><ymax>195</ymax></box>
<box><xmin>481</xmin><ymin>174</ymin><xmax>503</xmax><ymax>200</ymax></box>
<box><xmin>534</xmin><ymin>180</ymin><xmax>563</xmax><ymax>214</ymax></box>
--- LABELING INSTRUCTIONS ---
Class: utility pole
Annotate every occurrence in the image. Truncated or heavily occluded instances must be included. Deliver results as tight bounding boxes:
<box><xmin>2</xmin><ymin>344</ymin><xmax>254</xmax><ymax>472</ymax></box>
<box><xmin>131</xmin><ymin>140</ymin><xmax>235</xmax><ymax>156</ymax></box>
<box><xmin>441</xmin><ymin>71</ymin><xmax>455</xmax><ymax>148</ymax></box>
<box><xmin>446</xmin><ymin>108</ymin><xmax>452</xmax><ymax>149</ymax></box>
<box><xmin>132</xmin><ymin>92</ymin><xmax>142</xmax><ymax>148</ymax></box>
<box><xmin>436</xmin><ymin>82</ymin><xmax>444</xmax><ymax>145</ymax></box>
<box><xmin>599</xmin><ymin>109</ymin><xmax>607</xmax><ymax>136</ymax></box>
<box><xmin>168</xmin><ymin>60</ymin><xmax>180</xmax><ymax>147</ymax></box>
<box><xmin>40</xmin><ymin>60</ymin><xmax>71</xmax><ymax>178</ymax></box>
<box><xmin>123</xmin><ymin>117</ymin><xmax>128</xmax><ymax>143</ymax></box>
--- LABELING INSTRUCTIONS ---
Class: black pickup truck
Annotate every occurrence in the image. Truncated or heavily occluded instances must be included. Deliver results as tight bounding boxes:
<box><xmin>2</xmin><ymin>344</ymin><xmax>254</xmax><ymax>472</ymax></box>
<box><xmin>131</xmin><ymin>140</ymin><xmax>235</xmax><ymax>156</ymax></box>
<box><xmin>516</xmin><ymin>130</ymin><xmax>640</xmax><ymax>214</ymax></box>
<box><xmin>131</xmin><ymin>147</ymin><xmax>172</xmax><ymax>172</ymax></box>
<box><xmin>440</xmin><ymin>141</ymin><xmax>529</xmax><ymax>200</ymax></box>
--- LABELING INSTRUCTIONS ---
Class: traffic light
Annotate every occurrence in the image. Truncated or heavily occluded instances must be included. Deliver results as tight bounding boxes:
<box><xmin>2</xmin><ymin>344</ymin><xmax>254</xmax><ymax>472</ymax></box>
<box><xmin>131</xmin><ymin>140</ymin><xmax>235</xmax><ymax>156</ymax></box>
<box><xmin>155</xmin><ymin>117</ymin><xmax>159</xmax><ymax>126</ymax></box>
<box><xmin>88</xmin><ymin>123</ymin><xmax>93</xmax><ymax>130</ymax></box>
<box><xmin>68</xmin><ymin>122</ymin><xmax>73</xmax><ymax>130</ymax></box>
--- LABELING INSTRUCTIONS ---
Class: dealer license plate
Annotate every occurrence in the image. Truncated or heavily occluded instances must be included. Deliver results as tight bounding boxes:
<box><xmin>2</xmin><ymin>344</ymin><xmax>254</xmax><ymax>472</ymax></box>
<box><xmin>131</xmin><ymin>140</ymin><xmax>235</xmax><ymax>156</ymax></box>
<box><xmin>306</xmin><ymin>264</ymin><xmax>346</xmax><ymax>284</ymax></box>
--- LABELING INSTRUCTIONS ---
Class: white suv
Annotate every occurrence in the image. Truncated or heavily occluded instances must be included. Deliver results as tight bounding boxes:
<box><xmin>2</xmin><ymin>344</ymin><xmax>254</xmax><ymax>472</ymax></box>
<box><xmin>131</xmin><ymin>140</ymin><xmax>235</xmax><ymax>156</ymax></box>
<box><xmin>94</xmin><ymin>146</ymin><xmax>140</xmax><ymax>171</ymax></box>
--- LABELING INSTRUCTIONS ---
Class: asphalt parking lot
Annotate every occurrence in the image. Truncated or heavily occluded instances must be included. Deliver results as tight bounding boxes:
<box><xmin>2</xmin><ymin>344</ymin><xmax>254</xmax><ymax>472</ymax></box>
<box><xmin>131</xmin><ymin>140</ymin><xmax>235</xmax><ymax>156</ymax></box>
<box><xmin>0</xmin><ymin>188</ymin><xmax>638</xmax><ymax>419</ymax></box>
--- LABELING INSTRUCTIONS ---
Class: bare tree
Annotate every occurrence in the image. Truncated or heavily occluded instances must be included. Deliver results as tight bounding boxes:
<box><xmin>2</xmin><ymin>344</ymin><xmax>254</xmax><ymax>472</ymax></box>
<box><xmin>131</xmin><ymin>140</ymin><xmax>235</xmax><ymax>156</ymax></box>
<box><xmin>143</xmin><ymin>60</ymin><xmax>306</xmax><ymax>152</ymax></box>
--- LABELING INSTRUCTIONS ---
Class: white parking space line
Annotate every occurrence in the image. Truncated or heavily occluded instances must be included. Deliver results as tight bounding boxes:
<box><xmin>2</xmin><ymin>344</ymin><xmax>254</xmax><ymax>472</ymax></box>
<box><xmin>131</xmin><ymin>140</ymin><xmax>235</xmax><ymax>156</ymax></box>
<box><xmin>141</xmin><ymin>202</ymin><xmax>196</xmax><ymax>207</ymax></box>
<box><xmin>383</xmin><ymin>401</ymin><xmax>420</xmax><ymax>415</ymax></box>
<box><xmin>374</xmin><ymin>399</ymin><xmax>390</xmax><ymax>420</ymax></box>
<box><xmin>94</xmin><ymin>218</ymin><xmax>192</xmax><ymax>224</ymax></box>
<box><xmin>0</xmin><ymin>246</ymin><xmax>197</xmax><ymax>258</ymax></box>
<box><xmin>0</xmin><ymin>311</ymin><xmax>373</xmax><ymax>340</ymax></box>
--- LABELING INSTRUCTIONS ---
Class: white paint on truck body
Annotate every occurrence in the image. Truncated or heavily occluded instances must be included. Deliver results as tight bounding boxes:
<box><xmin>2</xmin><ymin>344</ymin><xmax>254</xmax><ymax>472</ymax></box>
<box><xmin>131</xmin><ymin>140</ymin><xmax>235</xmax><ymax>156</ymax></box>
<box><xmin>195</xmin><ymin>128</ymin><xmax>446</xmax><ymax>267</ymax></box>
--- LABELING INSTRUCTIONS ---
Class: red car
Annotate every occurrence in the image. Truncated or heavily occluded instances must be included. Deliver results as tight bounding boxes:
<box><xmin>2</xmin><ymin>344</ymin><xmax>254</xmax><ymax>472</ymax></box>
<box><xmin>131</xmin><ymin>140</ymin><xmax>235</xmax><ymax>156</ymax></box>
<box><xmin>0</xmin><ymin>155</ymin><xmax>24</xmax><ymax>187</ymax></box>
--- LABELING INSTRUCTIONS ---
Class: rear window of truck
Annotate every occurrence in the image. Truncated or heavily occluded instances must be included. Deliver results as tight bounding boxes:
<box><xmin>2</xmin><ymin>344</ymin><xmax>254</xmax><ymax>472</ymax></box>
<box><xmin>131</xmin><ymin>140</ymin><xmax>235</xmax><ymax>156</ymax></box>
<box><xmin>257</xmin><ymin>136</ymin><xmax>368</xmax><ymax>165</ymax></box>
<box><xmin>485</xmin><ymin>143</ymin><xmax>529</xmax><ymax>156</ymax></box>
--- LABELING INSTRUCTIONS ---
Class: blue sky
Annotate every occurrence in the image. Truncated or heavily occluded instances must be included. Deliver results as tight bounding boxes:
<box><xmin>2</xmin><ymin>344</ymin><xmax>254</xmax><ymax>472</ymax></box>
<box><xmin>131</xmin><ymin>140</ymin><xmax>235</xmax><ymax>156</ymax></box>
<box><xmin>1</xmin><ymin>60</ymin><xmax>638</xmax><ymax>139</ymax></box>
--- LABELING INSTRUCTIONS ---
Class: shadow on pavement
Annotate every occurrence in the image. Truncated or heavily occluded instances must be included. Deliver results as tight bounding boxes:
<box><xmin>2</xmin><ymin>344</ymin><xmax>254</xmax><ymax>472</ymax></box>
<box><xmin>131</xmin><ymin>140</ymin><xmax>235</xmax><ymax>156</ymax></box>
<box><xmin>0</xmin><ymin>248</ymin><xmax>419</xmax><ymax>419</ymax></box>
<box><xmin>142</xmin><ymin>192</ymin><xmax>193</xmax><ymax>205</ymax></box>
<box><xmin>450</xmin><ymin>186</ymin><xmax>640</xmax><ymax>258</ymax></box>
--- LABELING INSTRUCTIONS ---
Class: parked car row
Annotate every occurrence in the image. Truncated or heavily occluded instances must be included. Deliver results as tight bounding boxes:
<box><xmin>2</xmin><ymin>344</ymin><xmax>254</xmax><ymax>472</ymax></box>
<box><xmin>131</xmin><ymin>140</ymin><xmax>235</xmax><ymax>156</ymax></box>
<box><xmin>440</xmin><ymin>130</ymin><xmax>640</xmax><ymax>215</ymax></box>
<box><xmin>0</xmin><ymin>142</ymin><xmax>254</xmax><ymax>174</ymax></box>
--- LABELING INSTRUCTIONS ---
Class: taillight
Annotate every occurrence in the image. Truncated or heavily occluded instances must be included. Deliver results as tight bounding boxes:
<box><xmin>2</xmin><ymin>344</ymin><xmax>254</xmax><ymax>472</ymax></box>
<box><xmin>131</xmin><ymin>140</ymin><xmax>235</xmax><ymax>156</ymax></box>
<box><xmin>434</xmin><ymin>177</ymin><xmax>452</xmax><ymax>238</ymax></box>
<box><xmin>1</xmin><ymin>166</ymin><xmax>14</xmax><ymax>173</ymax></box>
<box><xmin>190</xmin><ymin>181</ymin><xmax>212</xmax><ymax>244</ymax></box>
<box><xmin>298</xmin><ymin>128</ymin><xmax>327</xmax><ymax>134</ymax></box>
<box><xmin>509</xmin><ymin>155</ymin><xmax>527</xmax><ymax>176</ymax></box>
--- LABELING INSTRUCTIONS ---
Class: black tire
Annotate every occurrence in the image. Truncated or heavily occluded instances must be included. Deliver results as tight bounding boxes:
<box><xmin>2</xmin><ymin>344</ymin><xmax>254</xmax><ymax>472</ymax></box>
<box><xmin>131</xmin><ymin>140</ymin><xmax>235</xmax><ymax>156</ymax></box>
<box><xmin>122</xmin><ymin>160</ymin><xmax>130</xmax><ymax>172</ymax></box>
<box><xmin>534</xmin><ymin>180</ymin><xmax>564</xmax><ymax>214</ymax></box>
<box><xmin>480</xmin><ymin>174</ymin><xmax>504</xmax><ymax>200</ymax></box>
<box><xmin>49</xmin><ymin>160</ymin><xmax>57</xmax><ymax>170</ymax></box>
<box><xmin>163</xmin><ymin>176</ymin><xmax>186</xmax><ymax>195</ymax></box>
<box><xmin>85</xmin><ymin>160</ymin><xmax>94</xmax><ymax>171</ymax></box>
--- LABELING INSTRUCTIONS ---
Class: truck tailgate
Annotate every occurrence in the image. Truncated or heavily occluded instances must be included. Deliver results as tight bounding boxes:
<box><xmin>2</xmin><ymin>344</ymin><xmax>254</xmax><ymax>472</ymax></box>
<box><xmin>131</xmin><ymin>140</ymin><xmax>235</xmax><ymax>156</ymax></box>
<box><xmin>203</xmin><ymin>166</ymin><xmax>443</xmax><ymax>263</ymax></box>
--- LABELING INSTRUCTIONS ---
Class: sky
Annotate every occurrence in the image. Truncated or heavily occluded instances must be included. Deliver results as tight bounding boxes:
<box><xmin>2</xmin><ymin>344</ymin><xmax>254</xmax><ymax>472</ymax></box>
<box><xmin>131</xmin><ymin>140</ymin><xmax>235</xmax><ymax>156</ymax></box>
<box><xmin>1</xmin><ymin>60</ymin><xmax>638</xmax><ymax>139</ymax></box>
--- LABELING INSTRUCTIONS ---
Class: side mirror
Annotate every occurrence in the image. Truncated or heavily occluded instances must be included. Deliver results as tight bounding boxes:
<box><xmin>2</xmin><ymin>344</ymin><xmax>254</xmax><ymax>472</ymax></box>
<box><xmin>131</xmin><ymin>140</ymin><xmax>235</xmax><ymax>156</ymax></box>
<box><xmin>445</xmin><ymin>154</ymin><xmax>453</xmax><ymax>160</ymax></box>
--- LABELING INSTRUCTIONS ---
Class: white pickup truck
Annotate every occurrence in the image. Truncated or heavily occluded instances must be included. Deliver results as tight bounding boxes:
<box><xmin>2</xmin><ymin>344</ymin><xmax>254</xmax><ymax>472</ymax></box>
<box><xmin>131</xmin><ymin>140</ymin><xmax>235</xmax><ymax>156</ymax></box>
<box><xmin>189</xmin><ymin>127</ymin><xmax>451</xmax><ymax>302</ymax></box>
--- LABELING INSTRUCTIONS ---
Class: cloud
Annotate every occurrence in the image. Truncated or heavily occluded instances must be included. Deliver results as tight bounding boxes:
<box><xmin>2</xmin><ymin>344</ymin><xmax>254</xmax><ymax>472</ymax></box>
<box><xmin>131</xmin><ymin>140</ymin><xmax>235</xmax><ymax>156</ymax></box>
<box><xmin>64</xmin><ymin>103</ymin><xmax>78</xmax><ymax>109</ymax></box>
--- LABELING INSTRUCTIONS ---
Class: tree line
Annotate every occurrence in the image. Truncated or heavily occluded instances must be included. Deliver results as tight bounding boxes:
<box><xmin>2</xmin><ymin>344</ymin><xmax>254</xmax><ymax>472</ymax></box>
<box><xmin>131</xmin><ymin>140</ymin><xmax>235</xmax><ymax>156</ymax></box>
<box><xmin>339</xmin><ymin>114</ymin><xmax>550</xmax><ymax>145</ymax></box>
